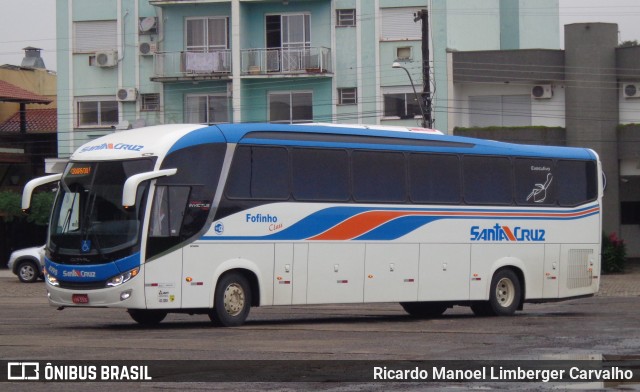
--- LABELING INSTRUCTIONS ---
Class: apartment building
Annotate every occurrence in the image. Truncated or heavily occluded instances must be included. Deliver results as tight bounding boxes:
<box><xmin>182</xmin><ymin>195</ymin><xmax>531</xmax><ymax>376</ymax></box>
<box><xmin>55</xmin><ymin>0</ymin><xmax>559</xmax><ymax>157</ymax></box>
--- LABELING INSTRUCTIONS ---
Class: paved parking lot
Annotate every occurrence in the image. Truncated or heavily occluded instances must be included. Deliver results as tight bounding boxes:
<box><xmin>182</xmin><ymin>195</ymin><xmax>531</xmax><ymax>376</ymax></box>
<box><xmin>1</xmin><ymin>262</ymin><xmax>639</xmax><ymax>391</ymax></box>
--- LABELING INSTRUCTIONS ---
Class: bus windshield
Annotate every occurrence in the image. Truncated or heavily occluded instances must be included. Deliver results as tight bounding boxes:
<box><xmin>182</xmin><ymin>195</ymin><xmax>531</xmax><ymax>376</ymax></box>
<box><xmin>49</xmin><ymin>159</ymin><xmax>155</xmax><ymax>263</ymax></box>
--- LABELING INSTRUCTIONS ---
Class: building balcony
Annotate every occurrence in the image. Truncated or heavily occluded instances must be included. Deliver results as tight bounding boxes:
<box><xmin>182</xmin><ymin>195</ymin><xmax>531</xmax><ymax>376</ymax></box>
<box><xmin>240</xmin><ymin>47</ymin><xmax>332</xmax><ymax>77</ymax></box>
<box><xmin>151</xmin><ymin>50</ymin><xmax>231</xmax><ymax>82</ymax></box>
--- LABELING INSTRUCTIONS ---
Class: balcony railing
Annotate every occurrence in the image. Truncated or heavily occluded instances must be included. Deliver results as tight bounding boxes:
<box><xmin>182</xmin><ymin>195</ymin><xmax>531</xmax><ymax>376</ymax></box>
<box><xmin>241</xmin><ymin>47</ymin><xmax>331</xmax><ymax>75</ymax></box>
<box><xmin>153</xmin><ymin>50</ymin><xmax>231</xmax><ymax>80</ymax></box>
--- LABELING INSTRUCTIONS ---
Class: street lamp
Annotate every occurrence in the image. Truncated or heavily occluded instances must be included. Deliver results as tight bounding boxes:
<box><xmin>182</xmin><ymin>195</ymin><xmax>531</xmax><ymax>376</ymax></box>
<box><xmin>392</xmin><ymin>62</ymin><xmax>428</xmax><ymax>128</ymax></box>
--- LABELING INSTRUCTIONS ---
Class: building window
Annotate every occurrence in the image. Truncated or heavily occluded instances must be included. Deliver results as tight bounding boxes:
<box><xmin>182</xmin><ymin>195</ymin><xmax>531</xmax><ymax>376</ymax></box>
<box><xmin>269</xmin><ymin>91</ymin><xmax>313</xmax><ymax>124</ymax></box>
<box><xmin>336</xmin><ymin>9</ymin><xmax>356</xmax><ymax>27</ymax></box>
<box><xmin>185</xmin><ymin>94</ymin><xmax>230</xmax><ymax>124</ymax></box>
<box><xmin>73</xmin><ymin>21</ymin><xmax>117</xmax><ymax>53</ymax></box>
<box><xmin>383</xmin><ymin>92</ymin><xmax>422</xmax><ymax>119</ymax></box>
<box><xmin>468</xmin><ymin>95</ymin><xmax>532</xmax><ymax>127</ymax></box>
<box><xmin>141</xmin><ymin>94</ymin><xmax>160</xmax><ymax>112</ymax></box>
<box><xmin>185</xmin><ymin>17</ymin><xmax>229</xmax><ymax>52</ymax></box>
<box><xmin>381</xmin><ymin>7</ymin><xmax>422</xmax><ymax>41</ymax></box>
<box><xmin>265</xmin><ymin>14</ymin><xmax>311</xmax><ymax>73</ymax></box>
<box><xmin>621</xmin><ymin>201</ymin><xmax>640</xmax><ymax>224</ymax></box>
<box><xmin>76</xmin><ymin>99</ymin><xmax>118</xmax><ymax>128</ymax></box>
<box><xmin>396</xmin><ymin>46</ymin><xmax>412</xmax><ymax>61</ymax></box>
<box><xmin>338</xmin><ymin>88</ymin><xmax>357</xmax><ymax>105</ymax></box>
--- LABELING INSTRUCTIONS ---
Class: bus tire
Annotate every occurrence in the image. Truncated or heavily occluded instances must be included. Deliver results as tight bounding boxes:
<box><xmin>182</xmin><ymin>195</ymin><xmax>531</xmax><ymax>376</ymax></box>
<box><xmin>127</xmin><ymin>309</ymin><xmax>167</xmax><ymax>325</ymax></box>
<box><xmin>473</xmin><ymin>269</ymin><xmax>521</xmax><ymax>317</ymax></box>
<box><xmin>209</xmin><ymin>272</ymin><xmax>251</xmax><ymax>327</ymax></box>
<box><xmin>400</xmin><ymin>301</ymin><xmax>448</xmax><ymax>318</ymax></box>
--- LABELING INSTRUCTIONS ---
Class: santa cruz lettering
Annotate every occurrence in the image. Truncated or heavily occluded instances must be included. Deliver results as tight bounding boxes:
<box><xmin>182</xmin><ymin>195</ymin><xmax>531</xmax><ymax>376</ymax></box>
<box><xmin>470</xmin><ymin>223</ymin><xmax>546</xmax><ymax>242</ymax></box>
<box><xmin>80</xmin><ymin>143</ymin><xmax>144</xmax><ymax>153</ymax></box>
<box><xmin>62</xmin><ymin>269</ymin><xmax>97</xmax><ymax>278</ymax></box>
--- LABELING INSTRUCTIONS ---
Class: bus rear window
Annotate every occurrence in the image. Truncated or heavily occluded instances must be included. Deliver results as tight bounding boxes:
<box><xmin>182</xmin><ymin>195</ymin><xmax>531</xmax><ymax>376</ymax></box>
<box><xmin>556</xmin><ymin>160</ymin><xmax>598</xmax><ymax>206</ymax></box>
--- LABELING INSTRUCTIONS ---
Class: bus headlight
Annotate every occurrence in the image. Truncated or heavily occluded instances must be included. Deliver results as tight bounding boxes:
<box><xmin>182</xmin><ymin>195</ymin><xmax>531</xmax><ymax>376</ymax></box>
<box><xmin>46</xmin><ymin>271</ymin><xmax>59</xmax><ymax>287</ymax></box>
<box><xmin>106</xmin><ymin>267</ymin><xmax>140</xmax><ymax>287</ymax></box>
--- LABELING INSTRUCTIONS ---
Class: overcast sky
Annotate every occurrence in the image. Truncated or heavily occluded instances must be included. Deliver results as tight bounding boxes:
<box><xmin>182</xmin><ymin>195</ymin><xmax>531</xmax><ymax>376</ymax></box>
<box><xmin>0</xmin><ymin>0</ymin><xmax>639</xmax><ymax>71</ymax></box>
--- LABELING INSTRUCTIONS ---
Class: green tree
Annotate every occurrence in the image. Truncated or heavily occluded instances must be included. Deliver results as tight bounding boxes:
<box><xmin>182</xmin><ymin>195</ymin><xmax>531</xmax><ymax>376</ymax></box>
<box><xmin>0</xmin><ymin>191</ymin><xmax>22</xmax><ymax>222</ymax></box>
<box><xmin>0</xmin><ymin>191</ymin><xmax>55</xmax><ymax>225</ymax></box>
<box><xmin>27</xmin><ymin>192</ymin><xmax>56</xmax><ymax>226</ymax></box>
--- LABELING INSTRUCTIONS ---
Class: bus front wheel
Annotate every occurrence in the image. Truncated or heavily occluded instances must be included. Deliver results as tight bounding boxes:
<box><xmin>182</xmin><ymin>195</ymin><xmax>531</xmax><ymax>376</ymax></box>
<box><xmin>127</xmin><ymin>309</ymin><xmax>167</xmax><ymax>325</ymax></box>
<box><xmin>471</xmin><ymin>269</ymin><xmax>521</xmax><ymax>317</ymax></box>
<box><xmin>209</xmin><ymin>272</ymin><xmax>252</xmax><ymax>327</ymax></box>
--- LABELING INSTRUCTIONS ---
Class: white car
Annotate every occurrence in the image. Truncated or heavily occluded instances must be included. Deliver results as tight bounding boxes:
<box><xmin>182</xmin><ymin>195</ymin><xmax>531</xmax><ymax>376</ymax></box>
<box><xmin>7</xmin><ymin>245</ymin><xmax>45</xmax><ymax>283</ymax></box>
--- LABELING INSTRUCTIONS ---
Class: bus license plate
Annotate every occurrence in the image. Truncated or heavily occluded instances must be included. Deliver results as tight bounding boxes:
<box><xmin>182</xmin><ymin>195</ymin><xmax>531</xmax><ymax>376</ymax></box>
<box><xmin>72</xmin><ymin>294</ymin><xmax>89</xmax><ymax>304</ymax></box>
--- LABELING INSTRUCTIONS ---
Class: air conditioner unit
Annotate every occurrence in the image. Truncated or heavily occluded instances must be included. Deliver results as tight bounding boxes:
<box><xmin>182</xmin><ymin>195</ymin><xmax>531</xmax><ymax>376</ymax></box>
<box><xmin>531</xmin><ymin>84</ymin><xmax>552</xmax><ymax>99</ymax></box>
<box><xmin>116</xmin><ymin>88</ymin><xmax>138</xmax><ymax>102</ymax></box>
<box><xmin>95</xmin><ymin>51</ymin><xmax>117</xmax><ymax>67</ymax></box>
<box><xmin>139</xmin><ymin>17</ymin><xmax>158</xmax><ymax>34</ymax></box>
<box><xmin>139</xmin><ymin>42</ymin><xmax>157</xmax><ymax>56</ymax></box>
<box><xmin>623</xmin><ymin>83</ymin><xmax>640</xmax><ymax>98</ymax></box>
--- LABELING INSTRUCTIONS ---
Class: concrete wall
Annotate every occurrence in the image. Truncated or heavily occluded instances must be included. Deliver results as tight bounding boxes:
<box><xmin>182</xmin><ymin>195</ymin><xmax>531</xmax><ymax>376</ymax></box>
<box><xmin>564</xmin><ymin>23</ymin><xmax>620</xmax><ymax>235</ymax></box>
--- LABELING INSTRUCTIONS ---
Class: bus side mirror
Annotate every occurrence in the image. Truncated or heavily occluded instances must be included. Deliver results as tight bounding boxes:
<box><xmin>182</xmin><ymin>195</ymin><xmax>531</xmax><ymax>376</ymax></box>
<box><xmin>122</xmin><ymin>168</ymin><xmax>177</xmax><ymax>208</ymax></box>
<box><xmin>22</xmin><ymin>173</ymin><xmax>63</xmax><ymax>212</ymax></box>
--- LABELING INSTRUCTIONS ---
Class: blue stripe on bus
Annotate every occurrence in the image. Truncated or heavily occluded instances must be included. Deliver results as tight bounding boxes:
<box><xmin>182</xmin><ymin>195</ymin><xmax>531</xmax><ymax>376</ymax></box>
<box><xmin>353</xmin><ymin>210</ymin><xmax>601</xmax><ymax>241</ymax></box>
<box><xmin>45</xmin><ymin>253</ymin><xmax>141</xmax><ymax>282</ymax></box>
<box><xmin>201</xmin><ymin>204</ymin><xmax>600</xmax><ymax>242</ymax></box>
<box><xmin>167</xmin><ymin>126</ymin><xmax>226</xmax><ymax>154</ymax></box>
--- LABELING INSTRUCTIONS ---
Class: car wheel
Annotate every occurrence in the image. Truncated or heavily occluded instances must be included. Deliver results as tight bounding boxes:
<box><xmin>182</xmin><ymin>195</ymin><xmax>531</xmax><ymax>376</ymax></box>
<box><xmin>17</xmin><ymin>260</ymin><xmax>40</xmax><ymax>283</ymax></box>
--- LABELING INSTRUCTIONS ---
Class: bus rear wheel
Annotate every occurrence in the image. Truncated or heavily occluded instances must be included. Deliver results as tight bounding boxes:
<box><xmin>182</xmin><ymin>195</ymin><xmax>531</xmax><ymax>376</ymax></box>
<box><xmin>400</xmin><ymin>301</ymin><xmax>448</xmax><ymax>318</ymax></box>
<box><xmin>471</xmin><ymin>269</ymin><xmax>521</xmax><ymax>317</ymax></box>
<box><xmin>209</xmin><ymin>272</ymin><xmax>252</xmax><ymax>327</ymax></box>
<box><xmin>127</xmin><ymin>309</ymin><xmax>167</xmax><ymax>325</ymax></box>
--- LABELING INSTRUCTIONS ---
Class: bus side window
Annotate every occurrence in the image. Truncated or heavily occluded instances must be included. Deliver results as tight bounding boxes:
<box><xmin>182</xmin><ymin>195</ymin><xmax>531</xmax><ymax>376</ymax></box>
<box><xmin>463</xmin><ymin>156</ymin><xmax>513</xmax><ymax>205</ymax></box>
<box><xmin>149</xmin><ymin>186</ymin><xmax>190</xmax><ymax>237</ymax></box>
<box><xmin>515</xmin><ymin>158</ymin><xmax>555</xmax><ymax>205</ymax></box>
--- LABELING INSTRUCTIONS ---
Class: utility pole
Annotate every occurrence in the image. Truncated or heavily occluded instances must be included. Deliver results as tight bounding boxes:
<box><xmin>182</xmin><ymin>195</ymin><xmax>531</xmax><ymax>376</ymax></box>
<box><xmin>414</xmin><ymin>9</ymin><xmax>433</xmax><ymax>128</ymax></box>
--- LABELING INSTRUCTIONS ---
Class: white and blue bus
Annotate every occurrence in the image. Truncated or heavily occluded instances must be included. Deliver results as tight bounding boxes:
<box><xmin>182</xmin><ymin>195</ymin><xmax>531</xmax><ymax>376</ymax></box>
<box><xmin>22</xmin><ymin>123</ymin><xmax>602</xmax><ymax>326</ymax></box>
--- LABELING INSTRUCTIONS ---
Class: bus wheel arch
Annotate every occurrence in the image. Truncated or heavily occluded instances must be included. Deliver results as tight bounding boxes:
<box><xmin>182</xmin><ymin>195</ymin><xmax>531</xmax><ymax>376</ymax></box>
<box><xmin>472</xmin><ymin>266</ymin><xmax>524</xmax><ymax>317</ymax></box>
<box><xmin>209</xmin><ymin>269</ymin><xmax>258</xmax><ymax>327</ymax></box>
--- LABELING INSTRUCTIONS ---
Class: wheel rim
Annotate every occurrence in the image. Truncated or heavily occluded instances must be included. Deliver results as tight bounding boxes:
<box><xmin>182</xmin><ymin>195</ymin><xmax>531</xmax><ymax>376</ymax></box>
<box><xmin>495</xmin><ymin>277</ymin><xmax>515</xmax><ymax>308</ymax></box>
<box><xmin>20</xmin><ymin>265</ymin><xmax>36</xmax><ymax>281</ymax></box>
<box><xmin>223</xmin><ymin>283</ymin><xmax>245</xmax><ymax>317</ymax></box>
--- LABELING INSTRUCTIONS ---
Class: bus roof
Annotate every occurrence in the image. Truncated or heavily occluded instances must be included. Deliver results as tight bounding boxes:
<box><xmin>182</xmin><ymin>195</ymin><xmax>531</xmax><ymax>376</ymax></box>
<box><xmin>215</xmin><ymin>123</ymin><xmax>597</xmax><ymax>160</ymax></box>
<box><xmin>70</xmin><ymin>123</ymin><xmax>597</xmax><ymax>161</ymax></box>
